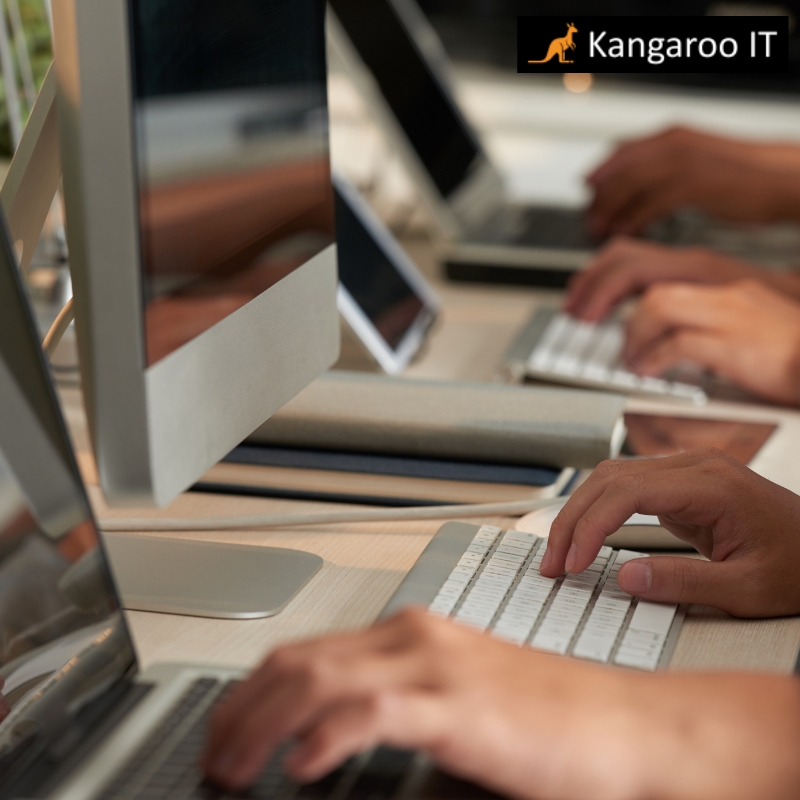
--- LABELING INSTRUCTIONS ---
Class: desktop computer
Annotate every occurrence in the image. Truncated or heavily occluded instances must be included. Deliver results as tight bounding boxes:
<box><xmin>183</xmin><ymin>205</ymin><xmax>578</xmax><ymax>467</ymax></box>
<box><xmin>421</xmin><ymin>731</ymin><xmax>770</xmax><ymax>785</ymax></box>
<box><xmin>55</xmin><ymin>0</ymin><xmax>339</xmax><ymax>508</ymax></box>
<box><xmin>0</xmin><ymin>0</ymin><xmax>341</xmax><ymax>618</ymax></box>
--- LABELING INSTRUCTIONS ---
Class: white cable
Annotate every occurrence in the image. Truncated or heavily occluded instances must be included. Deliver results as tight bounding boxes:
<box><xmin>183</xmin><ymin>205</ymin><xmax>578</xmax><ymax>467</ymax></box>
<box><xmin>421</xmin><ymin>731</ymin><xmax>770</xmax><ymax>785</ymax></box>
<box><xmin>98</xmin><ymin>495</ymin><xmax>567</xmax><ymax>532</ymax></box>
<box><xmin>42</xmin><ymin>295</ymin><xmax>74</xmax><ymax>357</ymax></box>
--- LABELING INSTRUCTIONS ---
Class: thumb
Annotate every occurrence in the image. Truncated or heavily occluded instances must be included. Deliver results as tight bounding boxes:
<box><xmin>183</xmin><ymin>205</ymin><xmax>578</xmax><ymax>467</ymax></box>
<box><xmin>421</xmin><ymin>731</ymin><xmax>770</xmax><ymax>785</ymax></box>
<box><xmin>617</xmin><ymin>556</ymin><xmax>741</xmax><ymax>612</ymax></box>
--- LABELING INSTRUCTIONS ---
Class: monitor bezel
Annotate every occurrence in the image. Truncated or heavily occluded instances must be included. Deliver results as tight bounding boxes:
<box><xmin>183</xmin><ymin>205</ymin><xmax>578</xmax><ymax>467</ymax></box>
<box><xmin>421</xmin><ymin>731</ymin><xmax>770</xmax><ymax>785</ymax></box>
<box><xmin>54</xmin><ymin>0</ymin><xmax>340</xmax><ymax>507</ymax></box>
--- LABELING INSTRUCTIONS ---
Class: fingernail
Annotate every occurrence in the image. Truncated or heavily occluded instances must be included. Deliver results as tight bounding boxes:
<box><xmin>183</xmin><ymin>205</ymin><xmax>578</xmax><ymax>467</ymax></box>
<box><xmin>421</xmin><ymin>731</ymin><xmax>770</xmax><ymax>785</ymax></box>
<box><xmin>539</xmin><ymin>546</ymin><xmax>553</xmax><ymax>573</ymax></box>
<box><xmin>619</xmin><ymin>561</ymin><xmax>652</xmax><ymax>594</ymax></box>
<box><xmin>564</xmin><ymin>544</ymin><xmax>578</xmax><ymax>574</ymax></box>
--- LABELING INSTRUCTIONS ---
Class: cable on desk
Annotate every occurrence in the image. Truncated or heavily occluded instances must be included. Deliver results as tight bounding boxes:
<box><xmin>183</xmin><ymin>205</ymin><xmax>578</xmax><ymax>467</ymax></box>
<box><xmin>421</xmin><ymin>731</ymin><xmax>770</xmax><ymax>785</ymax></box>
<box><xmin>98</xmin><ymin>495</ymin><xmax>567</xmax><ymax>532</ymax></box>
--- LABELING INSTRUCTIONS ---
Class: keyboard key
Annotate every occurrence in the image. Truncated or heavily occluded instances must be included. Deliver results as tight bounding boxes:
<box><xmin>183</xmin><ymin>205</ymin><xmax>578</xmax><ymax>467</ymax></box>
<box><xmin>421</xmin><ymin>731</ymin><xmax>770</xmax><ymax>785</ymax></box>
<box><xmin>627</xmin><ymin>600</ymin><xmax>678</xmax><ymax>636</ymax></box>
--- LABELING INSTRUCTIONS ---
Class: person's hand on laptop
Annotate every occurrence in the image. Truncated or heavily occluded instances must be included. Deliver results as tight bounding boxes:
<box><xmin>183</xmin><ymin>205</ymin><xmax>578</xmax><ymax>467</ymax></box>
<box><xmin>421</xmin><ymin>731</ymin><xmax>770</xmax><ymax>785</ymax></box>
<box><xmin>563</xmin><ymin>237</ymin><xmax>800</xmax><ymax>323</ymax></box>
<box><xmin>620</xmin><ymin>279</ymin><xmax>800</xmax><ymax>405</ymax></box>
<box><xmin>542</xmin><ymin>447</ymin><xmax>800</xmax><ymax>617</ymax></box>
<box><xmin>202</xmin><ymin>606</ymin><xmax>800</xmax><ymax>800</ymax></box>
<box><xmin>586</xmin><ymin>125</ymin><xmax>800</xmax><ymax>238</ymax></box>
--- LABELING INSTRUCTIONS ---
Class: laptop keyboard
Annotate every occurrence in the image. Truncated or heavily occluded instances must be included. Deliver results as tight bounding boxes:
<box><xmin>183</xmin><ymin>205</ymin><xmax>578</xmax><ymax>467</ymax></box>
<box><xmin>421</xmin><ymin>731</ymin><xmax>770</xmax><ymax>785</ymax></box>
<box><xmin>514</xmin><ymin>207</ymin><xmax>598</xmax><ymax>250</ymax></box>
<box><xmin>97</xmin><ymin>679</ymin><xmax>418</xmax><ymax>800</ymax></box>
<box><xmin>524</xmin><ymin>308</ymin><xmax>707</xmax><ymax>403</ymax></box>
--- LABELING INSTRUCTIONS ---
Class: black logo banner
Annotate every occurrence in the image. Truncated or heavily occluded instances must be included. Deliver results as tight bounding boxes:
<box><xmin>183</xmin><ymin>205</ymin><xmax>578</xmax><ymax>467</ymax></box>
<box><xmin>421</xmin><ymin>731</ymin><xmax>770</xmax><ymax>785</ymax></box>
<box><xmin>518</xmin><ymin>16</ymin><xmax>788</xmax><ymax>73</ymax></box>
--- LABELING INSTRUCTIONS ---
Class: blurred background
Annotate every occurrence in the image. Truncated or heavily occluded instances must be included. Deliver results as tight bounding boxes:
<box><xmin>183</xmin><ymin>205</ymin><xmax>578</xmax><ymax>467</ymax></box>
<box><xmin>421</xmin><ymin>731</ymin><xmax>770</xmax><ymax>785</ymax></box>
<box><xmin>327</xmin><ymin>0</ymin><xmax>800</xmax><ymax>236</ymax></box>
<box><xmin>418</xmin><ymin>0</ymin><xmax>800</xmax><ymax>91</ymax></box>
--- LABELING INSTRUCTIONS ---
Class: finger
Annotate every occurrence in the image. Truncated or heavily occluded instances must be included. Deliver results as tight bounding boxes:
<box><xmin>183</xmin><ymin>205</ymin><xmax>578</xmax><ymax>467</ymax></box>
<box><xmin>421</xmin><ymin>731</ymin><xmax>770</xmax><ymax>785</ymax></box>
<box><xmin>617</xmin><ymin>556</ymin><xmax>744</xmax><ymax>612</ymax></box>
<box><xmin>573</xmin><ymin>252</ymin><xmax>676</xmax><ymax>322</ymax></box>
<box><xmin>623</xmin><ymin>284</ymin><xmax>722</xmax><ymax>365</ymax></box>
<box><xmin>605</xmin><ymin>183</ymin><xmax>687</xmax><ymax>237</ymax></box>
<box><xmin>564</xmin><ymin>237</ymin><xmax>641</xmax><ymax>317</ymax></box>
<box><xmin>548</xmin><ymin>457</ymin><xmax>729</xmax><ymax>575</ymax></box>
<box><xmin>585</xmin><ymin>135</ymin><xmax>669</xmax><ymax>195</ymax></box>
<box><xmin>209</xmin><ymin>620</ymin><xmax>411</xmax><ymax>744</ymax></box>
<box><xmin>289</xmin><ymin>691</ymin><xmax>451</xmax><ymax>783</ymax></box>
<box><xmin>586</xmin><ymin>130</ymin><xmax>677</xmax><ymax>187</ymax></box>
<box><xmin>285</xmin><ymin>698</ymin><xmax>384</xmax><ymax>784</ymax></box>
<box><xmin>588</xmin><ymin>163</ymin><xmax>676</xmax><ymax>237</ymax></box>
<box><xmin>630</xmin><ymin>330</ymin><xmax>730</xmax><ymax>379</ymax></box>
<box><xmin>542</xmin><ymin>457</ymin><xmax>687</xmax><ymax>576</ymax></box>
<box><xmin>206</xmin><ymin>645</ymin><xmax>430</xmax><ymax>782</ymax></box>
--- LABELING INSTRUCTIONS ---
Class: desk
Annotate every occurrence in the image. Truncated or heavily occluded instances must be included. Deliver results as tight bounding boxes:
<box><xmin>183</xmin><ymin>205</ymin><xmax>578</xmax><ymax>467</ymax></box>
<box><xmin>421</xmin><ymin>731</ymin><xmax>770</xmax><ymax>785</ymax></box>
<box><xmin>57</xmin><ymin>243</ymin><xmax>800</xmax><ymax>677</ymax></box>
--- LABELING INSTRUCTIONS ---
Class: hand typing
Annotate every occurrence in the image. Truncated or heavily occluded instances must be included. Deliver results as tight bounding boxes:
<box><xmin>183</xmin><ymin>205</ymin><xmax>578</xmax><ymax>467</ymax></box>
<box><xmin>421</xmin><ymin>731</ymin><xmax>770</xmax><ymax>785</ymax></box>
<box><xmin>586</xmin><ymin>125</ymin><xmax>800</xmax><ymax>238</ymax></box>
<box><xmin>203</xmin><ymin>607</ymin><xmax>800</xmax><ymax>800</ymax></box>
<box><xmin>542</xmin><ymin>448</ymin><xmax>800</xmax><ymax>617</ymax></box>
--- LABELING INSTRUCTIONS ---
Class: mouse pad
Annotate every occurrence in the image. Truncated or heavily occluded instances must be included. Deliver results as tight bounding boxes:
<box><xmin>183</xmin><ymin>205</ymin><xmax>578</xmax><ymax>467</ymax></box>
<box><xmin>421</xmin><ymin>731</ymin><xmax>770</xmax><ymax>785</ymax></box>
<box><xmin>622</xmin><ymin>413</ymin><xmax>776</xmax><ymax>465</ymax></box>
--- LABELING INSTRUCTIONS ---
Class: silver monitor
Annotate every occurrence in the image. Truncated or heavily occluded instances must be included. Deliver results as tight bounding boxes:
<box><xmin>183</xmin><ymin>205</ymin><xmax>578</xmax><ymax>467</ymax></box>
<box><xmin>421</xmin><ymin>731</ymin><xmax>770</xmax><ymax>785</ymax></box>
<box><xmin>53</xmin><ymin>0</ymin><xmax>340</xmax><ymax>506</ymax></box>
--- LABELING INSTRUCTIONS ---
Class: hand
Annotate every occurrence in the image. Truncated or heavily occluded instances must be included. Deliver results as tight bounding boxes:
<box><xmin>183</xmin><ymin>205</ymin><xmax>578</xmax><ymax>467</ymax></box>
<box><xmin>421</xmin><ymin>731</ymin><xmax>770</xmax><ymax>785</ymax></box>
<box><xmin>586</xmin><ymin>126</ymin><xmax>800</xmax><ymax>237</ymax></box>
<box><xmin>621</xmin><ymin>279</ymin><xmax>800</xmax><ymax>405</ymax></box>
<box><xmin>542</xmin><ymin>448</ymin><xmax>800</xmax><ymax>617</ymax></box>
<box><xmin>562</xmin><ymin>237</ymin><xmax>800</xmax><ymax>322</ymax></box>
<box><xmin>202</xmin><ymin>609</ymin><xmax>800</xmax><ymax>800</ymax></box>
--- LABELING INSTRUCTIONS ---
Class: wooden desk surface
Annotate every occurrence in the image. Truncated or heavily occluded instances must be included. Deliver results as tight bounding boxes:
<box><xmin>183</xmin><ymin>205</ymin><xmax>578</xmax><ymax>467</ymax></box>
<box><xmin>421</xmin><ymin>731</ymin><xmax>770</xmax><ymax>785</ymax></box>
<box><xmin>59</xmin><ymin>243</ymin><xmax>800</xmax><ymax>676</ymax></box>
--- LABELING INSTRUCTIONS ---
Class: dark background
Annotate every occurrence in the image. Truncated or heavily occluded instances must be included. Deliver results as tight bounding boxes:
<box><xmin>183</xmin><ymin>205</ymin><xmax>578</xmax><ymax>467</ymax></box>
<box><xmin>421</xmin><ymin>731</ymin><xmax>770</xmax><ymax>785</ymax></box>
<box><xmin>417</xmin><ymin>0</ymin><xmax>800</xmax><ymax>93</ymax></box>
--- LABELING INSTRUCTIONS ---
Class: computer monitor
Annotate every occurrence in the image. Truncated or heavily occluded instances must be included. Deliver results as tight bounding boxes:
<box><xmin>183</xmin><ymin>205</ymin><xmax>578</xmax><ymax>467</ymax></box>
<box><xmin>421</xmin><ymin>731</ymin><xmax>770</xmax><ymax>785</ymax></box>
<box><xmin>52</xmin><ymin>0</ymin><xmax>339</xmax><ymax>507</ymax></box>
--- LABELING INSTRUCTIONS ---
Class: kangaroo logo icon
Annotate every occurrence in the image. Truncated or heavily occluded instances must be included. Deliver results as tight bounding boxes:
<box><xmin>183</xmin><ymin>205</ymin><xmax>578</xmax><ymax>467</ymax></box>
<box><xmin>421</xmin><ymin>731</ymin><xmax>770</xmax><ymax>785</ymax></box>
<box><xmin>528</xmin><ymin>22</ymin><xmax>578</xmax><ymax>64</ymax></box>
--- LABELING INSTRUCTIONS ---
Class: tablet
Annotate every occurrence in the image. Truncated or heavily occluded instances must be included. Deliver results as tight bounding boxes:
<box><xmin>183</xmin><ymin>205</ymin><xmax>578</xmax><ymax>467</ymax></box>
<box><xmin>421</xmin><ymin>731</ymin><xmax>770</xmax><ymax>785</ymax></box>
<box><xmin>334</xmin><ymin>175</ymin><xmax>439</xmax><ymax>373</ymax></box>
<box><xmin>623</xmin><ymin>413</ymin><xmax>777</xmax><ymax>464</ymax></box>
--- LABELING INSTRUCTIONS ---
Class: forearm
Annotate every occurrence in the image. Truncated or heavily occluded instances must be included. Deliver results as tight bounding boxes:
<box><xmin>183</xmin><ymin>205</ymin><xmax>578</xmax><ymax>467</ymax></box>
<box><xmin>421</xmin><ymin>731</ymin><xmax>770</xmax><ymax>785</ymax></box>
<box><xmin>634</xmin><ymin>672</ymin><xmax>800</xmax><ymax>800</ymax></box>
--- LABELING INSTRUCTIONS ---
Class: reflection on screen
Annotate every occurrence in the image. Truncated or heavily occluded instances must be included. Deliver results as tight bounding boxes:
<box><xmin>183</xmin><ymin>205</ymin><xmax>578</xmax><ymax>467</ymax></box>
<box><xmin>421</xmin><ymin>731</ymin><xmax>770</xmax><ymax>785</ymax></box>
<box><xmin>334</xmin><ymin>187</ymin><xmax>425</xmax><ymax>351</ymax></box>
<box><xmin>130</xmin><ymin>0</ymin><xmax>335</xmax><ymax>365</ymax></box>
<box><xmin>329</xmin><ymin>0</ymin><xmax>481</xmax><ymax>198</ymax></box>
<box><xmin>0</xmin><ymin>448</ymin><xmax>133</xmax><ymax>796</ymax></box>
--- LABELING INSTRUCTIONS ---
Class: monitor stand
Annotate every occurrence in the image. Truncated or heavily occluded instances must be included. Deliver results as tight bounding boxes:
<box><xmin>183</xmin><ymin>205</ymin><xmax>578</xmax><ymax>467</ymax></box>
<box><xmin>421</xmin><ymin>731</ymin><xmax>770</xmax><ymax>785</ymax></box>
<box><xmin>7</xmin><ymin>66</ymin><xmax>324</xmax><ymax>620</ymax></box>
<box><xmin>103</xmin><ymin>533</ymin><xmax>322</xmax><ymax>619</ymax></box>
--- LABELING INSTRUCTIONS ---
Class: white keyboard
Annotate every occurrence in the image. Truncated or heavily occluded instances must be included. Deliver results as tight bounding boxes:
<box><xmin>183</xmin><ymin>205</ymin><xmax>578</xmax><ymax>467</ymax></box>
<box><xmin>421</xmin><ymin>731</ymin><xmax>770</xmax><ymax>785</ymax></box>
<box><xmin>520</xmin><ymin>309</ymin><xmax>707</xmax><ymax>404</ymax></box>
<box><xmin>381</xmin><ymin>522</ymin><xmax>683</xmax><ymax>671</ymax></box>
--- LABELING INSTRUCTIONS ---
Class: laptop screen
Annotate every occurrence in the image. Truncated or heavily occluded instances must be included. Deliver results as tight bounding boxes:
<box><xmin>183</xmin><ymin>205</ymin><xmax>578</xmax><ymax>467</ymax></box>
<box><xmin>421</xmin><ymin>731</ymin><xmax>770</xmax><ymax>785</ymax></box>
<box><xmin>329</xmin><ymin>0</ymin><xmax>482</xmax><ymax>199</ymax></box>
<box><xmin>0</xmin><ymin>232</ymin><xmax>135</xmax><ymax>798</ymax></box>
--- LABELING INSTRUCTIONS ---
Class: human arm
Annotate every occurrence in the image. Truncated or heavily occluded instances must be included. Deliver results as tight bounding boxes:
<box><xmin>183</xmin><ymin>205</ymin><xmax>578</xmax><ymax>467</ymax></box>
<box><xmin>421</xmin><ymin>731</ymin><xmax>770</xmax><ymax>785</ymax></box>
<box><xmin>202</xmin><ymin>608</ymin><xmax>800</xmax><ymax>800</ymax></box>
<box><xmin>586</xmin><ymin>126</ymin><xmax>800</xmax><ymax>238</ymax></box>
<box><xmin>618</xmin><ymin>279</ymin><xmax>800</xmax><ymax>405</ymax></box>
<box><xmin>563</xmin><ymin>237</ymin><xmax>800</xmax><ymax>322</ymax></box>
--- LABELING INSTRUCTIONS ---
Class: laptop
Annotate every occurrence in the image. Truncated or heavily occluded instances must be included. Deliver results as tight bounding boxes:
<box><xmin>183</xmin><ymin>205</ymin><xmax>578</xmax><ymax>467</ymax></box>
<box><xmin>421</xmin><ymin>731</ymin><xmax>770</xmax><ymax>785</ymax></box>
<box><xmin>0</xmin><ymin>207</ymin><xmax>499</xmax><ymax>799</ymax></box>
<box><xmin>327</xmin><ymin>0</ymin><xmax>800</xmax><ymax>286</ymax></box>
